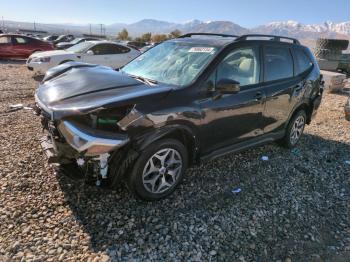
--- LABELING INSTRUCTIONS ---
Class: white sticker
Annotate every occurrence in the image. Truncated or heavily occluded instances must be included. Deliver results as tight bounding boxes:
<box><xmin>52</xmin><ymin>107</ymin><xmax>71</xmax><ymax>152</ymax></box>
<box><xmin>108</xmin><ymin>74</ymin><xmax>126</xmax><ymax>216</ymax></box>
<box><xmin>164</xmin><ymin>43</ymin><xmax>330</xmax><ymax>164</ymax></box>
<box><xmin>188</xmin><ymin>47</ymin><xmax>215</xmax><ymax>53</ymax></box>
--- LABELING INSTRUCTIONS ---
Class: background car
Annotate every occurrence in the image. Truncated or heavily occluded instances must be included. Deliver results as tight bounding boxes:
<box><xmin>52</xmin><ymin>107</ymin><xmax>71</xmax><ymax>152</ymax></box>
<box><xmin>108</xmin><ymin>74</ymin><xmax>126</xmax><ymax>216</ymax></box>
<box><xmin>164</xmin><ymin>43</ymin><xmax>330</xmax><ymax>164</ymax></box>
<box><xmin>42</xmin><ymin>35</ymin><xmax>59</xmax><ymax>42</ymax></box>
<box><xmin>27</xmin><ymin>41</ymin><xmax>140</xmax><ymax>74</ymax></box>
<box><xmin>0</xmin><ymin>34</ymin><xmax>55</xmax><ymax>59</ymax></box>
<box><xmin>53</xmin><ymin>34</ymin><xmax>74</xmax><ymax>45</ymax></box>
<box><xmin>56</xmin><ymin>37</ymin><xmax>99</xmax><ymax>50</ymax></box>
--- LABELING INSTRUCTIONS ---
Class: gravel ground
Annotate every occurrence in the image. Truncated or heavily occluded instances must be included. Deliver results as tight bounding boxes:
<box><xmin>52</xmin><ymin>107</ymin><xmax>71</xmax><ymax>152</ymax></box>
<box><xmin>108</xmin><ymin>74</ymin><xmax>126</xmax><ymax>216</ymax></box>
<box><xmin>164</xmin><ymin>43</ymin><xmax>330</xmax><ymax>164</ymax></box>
<box><xmin>0</xmin><ymin>61</ymin><xmax>349</xmax><ymax>262</ymax></box>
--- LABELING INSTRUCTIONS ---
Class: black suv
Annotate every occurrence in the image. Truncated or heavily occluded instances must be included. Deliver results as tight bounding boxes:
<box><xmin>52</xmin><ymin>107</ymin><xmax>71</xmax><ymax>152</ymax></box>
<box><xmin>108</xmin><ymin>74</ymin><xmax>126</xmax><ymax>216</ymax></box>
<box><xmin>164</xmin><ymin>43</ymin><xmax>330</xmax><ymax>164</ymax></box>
<box><xmin>35</xmin><ymin>33</ymin><xmax>323</xmax><ymax>200</ymax></box>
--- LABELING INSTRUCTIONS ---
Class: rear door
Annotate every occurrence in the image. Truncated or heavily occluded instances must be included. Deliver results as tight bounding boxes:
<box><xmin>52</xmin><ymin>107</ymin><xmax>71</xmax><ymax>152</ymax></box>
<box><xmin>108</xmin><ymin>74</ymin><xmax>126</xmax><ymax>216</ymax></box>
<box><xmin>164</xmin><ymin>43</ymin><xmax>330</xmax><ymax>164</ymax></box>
<box><xmin>0</xmin><ymin>36</ymin><xmax>13</xmax><ymax>57</ymax></box>
<box><xmin>82</xmin><ymin>43</ymin><xmax>123</xmax><ymax>68</ymax></box>
<box><xmin>199</xmin><ymin>44</ymin><xmax>266</xmax><ymax>154</ymax></box>
<box><xmin>12</xmin><ymin>36</ymin><xmax>32</xmax><ymax>57</ymax></box>
<box><xmin>261</xmin><ymin>44</ymin><xmax>300</xmax><ymax>133</ymax></box>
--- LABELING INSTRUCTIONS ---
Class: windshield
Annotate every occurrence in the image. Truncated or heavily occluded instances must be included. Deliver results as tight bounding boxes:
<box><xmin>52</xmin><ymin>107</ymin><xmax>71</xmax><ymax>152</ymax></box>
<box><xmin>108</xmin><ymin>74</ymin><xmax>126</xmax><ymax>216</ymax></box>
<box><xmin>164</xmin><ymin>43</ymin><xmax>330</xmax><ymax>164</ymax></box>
<box><xmin>121</xmin><ymin>41</ymin><xmax>219</xmax><ymax>86</ymax></box>
<box><xmin>66</xmin><ymin>41</ymin><xmax>94</xmax><ymax>53</ymax></box>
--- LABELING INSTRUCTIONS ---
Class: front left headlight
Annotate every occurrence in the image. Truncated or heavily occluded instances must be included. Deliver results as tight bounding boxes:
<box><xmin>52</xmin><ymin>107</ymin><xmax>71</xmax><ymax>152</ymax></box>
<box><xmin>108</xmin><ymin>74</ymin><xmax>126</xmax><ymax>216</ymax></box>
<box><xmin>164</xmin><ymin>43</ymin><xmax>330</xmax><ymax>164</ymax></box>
<box><xmin>32</xmin><ymin>57</ymin><xmax>51</xmax><ymax>63</ymax></box>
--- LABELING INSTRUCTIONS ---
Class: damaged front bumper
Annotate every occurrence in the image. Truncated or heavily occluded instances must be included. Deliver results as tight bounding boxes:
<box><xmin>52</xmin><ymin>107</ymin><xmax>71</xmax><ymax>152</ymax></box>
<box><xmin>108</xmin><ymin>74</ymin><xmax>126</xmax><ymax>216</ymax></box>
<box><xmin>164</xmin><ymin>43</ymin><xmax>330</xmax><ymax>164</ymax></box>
<box><xmin>58</xmin><ymin>120</ymin><xmax>129</xmax><ymax>156</ymax></box>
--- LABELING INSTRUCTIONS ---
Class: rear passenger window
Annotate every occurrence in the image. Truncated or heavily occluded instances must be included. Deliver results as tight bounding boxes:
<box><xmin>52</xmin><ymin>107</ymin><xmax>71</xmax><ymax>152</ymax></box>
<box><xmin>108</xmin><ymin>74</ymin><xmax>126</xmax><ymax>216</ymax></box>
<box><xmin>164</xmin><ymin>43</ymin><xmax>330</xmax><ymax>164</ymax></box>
<box><xmin>295</xmin><ymin>49</ymin><xmax>313</xmax><ymax>75</ymax></box>
<box><xmin>14</xmin><ymin>37</ymin><xmax>29</xmax><ymax>44</ymax></box>
<box><xmin>264</xmin><ymin>46</ymin><xmax>293</xmax><ymax>82</ymax></box>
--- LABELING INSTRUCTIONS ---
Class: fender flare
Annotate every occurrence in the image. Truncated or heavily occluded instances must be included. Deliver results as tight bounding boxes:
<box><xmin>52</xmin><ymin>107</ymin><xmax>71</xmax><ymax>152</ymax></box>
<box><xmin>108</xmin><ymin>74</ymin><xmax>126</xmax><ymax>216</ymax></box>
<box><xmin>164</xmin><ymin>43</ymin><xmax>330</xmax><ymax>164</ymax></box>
<box><xmin>285</xmin><ymin>99</ymin><xmax>312</xmax><ymax>126</ymax></box>
<box><xmin>134</xmin><ymin>124</ymin><xmax>200</xmax><ymax>163</ymax></box>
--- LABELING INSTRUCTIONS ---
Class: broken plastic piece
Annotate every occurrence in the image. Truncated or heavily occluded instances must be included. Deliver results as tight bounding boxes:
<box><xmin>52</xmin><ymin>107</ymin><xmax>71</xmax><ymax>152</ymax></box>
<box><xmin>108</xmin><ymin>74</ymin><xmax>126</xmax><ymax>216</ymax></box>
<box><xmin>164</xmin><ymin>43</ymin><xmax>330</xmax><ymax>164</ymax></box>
<box><xmin>232</xmin><ymin>188</ymin><xmax>242</xmax><ymax>194</ymax></box>
<box><xmin>345</xmin><ymin>160</ymin><xmax>350</xmax><ymax>165</ymax></box>
<box><xmin>261</xmin><ymin>156</ymin><xmax>269</xmax><ymax>161</ymax></box>
<box><xmin>291</xmin><ymin>148</ymin><xmax>301</xmax><ymax>156</ymax></box>
<box><xmin>96</xmin><ymin>180</ymin><xmax>101</xmax><ymax>186</ymax></box>
<box><xmin>10</xmin><ymin>103</ymin><xmax>23</xmax><ymax>109</ymax></box>
<box><xmin>93</xmin><ymin>153</ymin><xmax>110</xmax><ymax>179</ymax></box>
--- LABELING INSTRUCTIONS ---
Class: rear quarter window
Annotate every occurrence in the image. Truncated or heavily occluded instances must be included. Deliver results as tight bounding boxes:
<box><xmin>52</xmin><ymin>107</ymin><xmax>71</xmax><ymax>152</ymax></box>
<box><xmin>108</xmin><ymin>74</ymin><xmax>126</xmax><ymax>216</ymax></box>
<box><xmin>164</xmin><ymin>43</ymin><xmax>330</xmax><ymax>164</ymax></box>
<box><xmin>264</xmin><ymin>45</ymin><xmax>294</xmax><ymax>82</ymax></box>
<box><xmin>294</xmin><ymin>48</ymin><xmax>313</xmax><ymax>75</ymax></box>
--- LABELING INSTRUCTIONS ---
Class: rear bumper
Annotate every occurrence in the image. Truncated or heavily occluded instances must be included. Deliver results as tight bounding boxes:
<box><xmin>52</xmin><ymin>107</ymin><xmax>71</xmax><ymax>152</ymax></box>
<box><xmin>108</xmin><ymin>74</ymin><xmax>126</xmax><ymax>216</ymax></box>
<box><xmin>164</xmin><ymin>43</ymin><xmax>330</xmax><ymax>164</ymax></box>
<box><xmin>310</xmin><ymin>93</ymin><xmax>323</xmax><ymax>120</ymax></box>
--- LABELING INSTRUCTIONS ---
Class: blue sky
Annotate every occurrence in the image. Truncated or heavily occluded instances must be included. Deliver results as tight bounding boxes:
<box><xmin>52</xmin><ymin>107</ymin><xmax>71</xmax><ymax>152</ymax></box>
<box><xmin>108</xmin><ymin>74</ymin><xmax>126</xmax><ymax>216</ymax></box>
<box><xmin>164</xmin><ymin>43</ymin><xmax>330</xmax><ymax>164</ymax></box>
<box><xmin>1</xmin><ymin>0</ymin><xmax>350</xmax><ymax>27</ymax></box>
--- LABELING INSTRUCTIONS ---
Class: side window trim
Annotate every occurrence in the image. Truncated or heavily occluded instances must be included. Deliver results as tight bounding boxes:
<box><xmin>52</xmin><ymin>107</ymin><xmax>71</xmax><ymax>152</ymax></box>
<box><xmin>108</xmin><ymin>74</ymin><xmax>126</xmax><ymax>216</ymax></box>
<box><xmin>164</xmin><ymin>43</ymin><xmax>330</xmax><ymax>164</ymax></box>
<box><xmin>293</xmin><ymin>47</ymin><xmax>314</xmax><ymax>76</ymax></box>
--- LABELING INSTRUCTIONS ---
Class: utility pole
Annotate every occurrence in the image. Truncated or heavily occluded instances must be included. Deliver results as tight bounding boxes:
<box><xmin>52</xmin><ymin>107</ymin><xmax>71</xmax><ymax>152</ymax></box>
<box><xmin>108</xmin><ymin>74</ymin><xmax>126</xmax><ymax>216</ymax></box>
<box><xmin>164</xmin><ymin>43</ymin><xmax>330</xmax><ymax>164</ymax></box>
<box><xmin>33</xmin><ymin>21</ymin><xmax>36</xmax><ymax>31</ymax></box>
<box><xmin>100</xmin><ymin>24</ymin><xmax>103</xmax><ymax>36</ymax></box>
<box><xmin>2</xmin><ymin>16</ymin><xmax>5</xmax><ymax>29</ymax></box>
<box><xmin>89</xmin><ymin>24</ymin><xmax>92</xmax><ymax>34</ymax></box>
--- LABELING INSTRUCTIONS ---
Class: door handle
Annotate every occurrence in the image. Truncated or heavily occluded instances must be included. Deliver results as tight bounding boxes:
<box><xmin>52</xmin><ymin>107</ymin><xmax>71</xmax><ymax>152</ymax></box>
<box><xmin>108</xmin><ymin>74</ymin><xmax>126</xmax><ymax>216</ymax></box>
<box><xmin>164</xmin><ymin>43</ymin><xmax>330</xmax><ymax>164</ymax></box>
<box><xmin>255</xmin><ymin>92</ymin><xmax>265</xmax><ymax>101</ymax></box>
<box><xmin>295</xmin><ymin>84</ymin><xmax>302</xmax><ymax>92</ymax></box>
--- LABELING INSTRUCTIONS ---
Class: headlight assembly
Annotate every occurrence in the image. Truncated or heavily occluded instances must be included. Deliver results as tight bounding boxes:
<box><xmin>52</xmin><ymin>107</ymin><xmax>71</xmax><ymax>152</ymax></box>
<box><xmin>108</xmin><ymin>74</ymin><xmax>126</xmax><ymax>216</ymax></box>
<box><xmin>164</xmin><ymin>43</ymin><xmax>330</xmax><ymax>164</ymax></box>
<box><xmin>33</xmin><ymin>57</ymin><xmax>51</xmax><ymax>63</ymax></box>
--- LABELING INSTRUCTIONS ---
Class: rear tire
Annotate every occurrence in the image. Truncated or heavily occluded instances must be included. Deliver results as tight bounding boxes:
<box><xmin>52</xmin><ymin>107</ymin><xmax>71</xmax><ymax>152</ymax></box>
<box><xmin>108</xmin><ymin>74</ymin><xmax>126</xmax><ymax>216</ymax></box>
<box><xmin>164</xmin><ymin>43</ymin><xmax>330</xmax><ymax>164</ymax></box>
<box><xmin>280</xmin><ymin>110</ymin><xmax>307</xmax><ymax>149</ymax></box>
<box><xmin>127</xmin><ymin>139</ymin><xmax>188</xmax><ymax>201</ymax></box>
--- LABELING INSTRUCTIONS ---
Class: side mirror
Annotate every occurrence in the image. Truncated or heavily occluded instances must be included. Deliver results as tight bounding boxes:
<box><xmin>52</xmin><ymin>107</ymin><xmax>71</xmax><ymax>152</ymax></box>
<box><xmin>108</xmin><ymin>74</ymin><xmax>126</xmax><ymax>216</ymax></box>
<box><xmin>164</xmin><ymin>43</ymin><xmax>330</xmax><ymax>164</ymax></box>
<box><xmin>86</xmin><ymin>50</ymin><xmax>94</xmax><ymax>55</ymax></box>
<box><xmin>216</xmin><ymin>79</ymin><xmax>240</xmax><ymax>94</ymax></box>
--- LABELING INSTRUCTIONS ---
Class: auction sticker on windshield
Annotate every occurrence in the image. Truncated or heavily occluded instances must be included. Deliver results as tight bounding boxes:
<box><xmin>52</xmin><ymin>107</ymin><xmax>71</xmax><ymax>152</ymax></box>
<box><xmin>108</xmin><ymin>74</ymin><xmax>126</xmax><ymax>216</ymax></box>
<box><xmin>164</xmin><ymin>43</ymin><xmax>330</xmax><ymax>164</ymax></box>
<box><xmin>188</xmin><ymin>47</ymin><xmax>215</xmax><ymax>53</ymax></box>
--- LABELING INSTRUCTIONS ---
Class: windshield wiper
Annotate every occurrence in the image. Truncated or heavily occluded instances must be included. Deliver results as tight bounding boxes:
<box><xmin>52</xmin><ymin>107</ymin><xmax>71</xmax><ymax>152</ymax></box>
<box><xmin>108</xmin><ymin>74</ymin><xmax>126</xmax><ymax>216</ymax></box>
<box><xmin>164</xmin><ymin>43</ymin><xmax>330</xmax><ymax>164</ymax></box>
<box><xmin>128</xmin><ymin>74</ymin><xmax>158</xmax><ymax>86</ymax></box>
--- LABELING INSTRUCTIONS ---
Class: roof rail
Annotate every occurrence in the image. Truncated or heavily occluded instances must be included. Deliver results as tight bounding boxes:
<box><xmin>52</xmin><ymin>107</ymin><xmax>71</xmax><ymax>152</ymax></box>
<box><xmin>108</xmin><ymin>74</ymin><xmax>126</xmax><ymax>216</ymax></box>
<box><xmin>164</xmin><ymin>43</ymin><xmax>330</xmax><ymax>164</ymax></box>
<box><xmin>235</xmin><ymin>34</ymin><xmax>300</xmax><ymax>45</ymax></box>
<box><xmin>178</xmin><ymin>33</ymin><xmax>238</xmax><ymax>38</ymax></box>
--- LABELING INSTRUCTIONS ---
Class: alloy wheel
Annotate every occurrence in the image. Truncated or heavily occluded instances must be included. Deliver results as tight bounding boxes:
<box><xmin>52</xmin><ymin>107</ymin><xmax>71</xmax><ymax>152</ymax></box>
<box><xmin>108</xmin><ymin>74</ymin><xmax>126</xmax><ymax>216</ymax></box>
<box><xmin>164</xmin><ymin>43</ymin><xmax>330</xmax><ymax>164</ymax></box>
<box><xmin>290</xmin><ymin>115</ymin><xmax>305</xmax><ymax>145</ymax></box>
<box><xmin>142</xmin><ymin>148</ymin><xmax>183</xmax><ymax>194</ymax></box>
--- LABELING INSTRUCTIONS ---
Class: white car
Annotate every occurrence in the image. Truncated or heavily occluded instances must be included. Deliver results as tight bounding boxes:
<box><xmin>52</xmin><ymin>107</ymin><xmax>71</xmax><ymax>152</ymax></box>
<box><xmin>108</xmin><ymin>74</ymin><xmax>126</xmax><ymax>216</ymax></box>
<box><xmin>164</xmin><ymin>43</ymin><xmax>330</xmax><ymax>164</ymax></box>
<box><xmin>26</xmin><ymin>41</ymin><xmax>140</xmax><ymax>74</ymax></box>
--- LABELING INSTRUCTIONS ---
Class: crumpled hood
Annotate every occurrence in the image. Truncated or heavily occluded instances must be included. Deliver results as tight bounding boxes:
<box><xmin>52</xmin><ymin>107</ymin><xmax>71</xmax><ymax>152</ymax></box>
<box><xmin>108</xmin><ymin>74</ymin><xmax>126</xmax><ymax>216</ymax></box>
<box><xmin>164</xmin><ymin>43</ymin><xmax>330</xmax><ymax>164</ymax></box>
<box><xmin>35</xmin><ymin>62</ymin><xmax>173</xmax><ymax>120</ymax></box>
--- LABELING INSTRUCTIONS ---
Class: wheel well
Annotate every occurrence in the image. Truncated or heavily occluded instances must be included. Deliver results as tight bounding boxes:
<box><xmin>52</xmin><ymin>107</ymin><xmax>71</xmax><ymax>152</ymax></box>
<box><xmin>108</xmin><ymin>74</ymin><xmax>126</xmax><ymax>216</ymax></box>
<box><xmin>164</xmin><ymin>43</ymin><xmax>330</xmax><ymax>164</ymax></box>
<box><xmin>157</xmin><ymin>129</ymin><xmax>197</xmax><ymax>166</ymax></box>
<box><xmin>292</xmin><ymin>103</ymin><xmax>313</xmax><ymax>124</ymax></box>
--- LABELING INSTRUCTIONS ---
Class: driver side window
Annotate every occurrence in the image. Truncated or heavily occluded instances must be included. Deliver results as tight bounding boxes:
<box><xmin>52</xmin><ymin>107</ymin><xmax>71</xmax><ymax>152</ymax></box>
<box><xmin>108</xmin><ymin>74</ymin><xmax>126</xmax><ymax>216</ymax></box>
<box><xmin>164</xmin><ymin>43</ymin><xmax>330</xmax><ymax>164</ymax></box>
<box><xmin>216</xmin><ymin>47</ymin><xmax>260</xmax><ymax>87</ymax></box>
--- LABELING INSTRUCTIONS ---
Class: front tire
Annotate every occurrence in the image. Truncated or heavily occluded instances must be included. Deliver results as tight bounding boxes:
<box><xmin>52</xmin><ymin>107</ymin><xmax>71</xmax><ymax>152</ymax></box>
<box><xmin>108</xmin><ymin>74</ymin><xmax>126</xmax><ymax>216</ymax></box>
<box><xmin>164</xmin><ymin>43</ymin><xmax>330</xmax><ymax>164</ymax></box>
<box><xmin>280</xmin><ymin>110</ymin><xmax>306</xmax><ymax>148</ymax></box>
<box><xmin>127</xmin><ymin>139</ymin><xmax>188</xmax><ymax>201</ymax></box>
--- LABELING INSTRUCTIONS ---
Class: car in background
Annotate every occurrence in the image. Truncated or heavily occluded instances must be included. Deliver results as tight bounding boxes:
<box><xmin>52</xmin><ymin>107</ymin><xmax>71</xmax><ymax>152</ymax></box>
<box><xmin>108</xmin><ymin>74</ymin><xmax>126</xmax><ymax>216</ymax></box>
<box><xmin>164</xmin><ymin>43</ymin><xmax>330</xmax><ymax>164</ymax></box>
<box><xmin>43</xmin><ymin>35</ymin><xmax>59</xmax><ymax>42</ymax></box>
<box><xmin>0</xmin><ymin>34</ymin><xmax>55</xmax><ymax>59</ymax></box>
<box><xmin>53</xmin><ymin>35</ymin><xmax>74</xmax><ymax>45</ymax></box>
<box><xmin>27</xmin><ymin>41</ymin><xmax>140</xmax><ymax>74</ymax></box>
<box><xmin>56</xmin><ymin>37</ymin><xmax>99</xmax><ymax>50</ymax></box>
<box><xmin>345</xmin><ymin>97</ymin><xmax>350</xmax><ymax>121</ymax></box>
<box><xmin>126</xmin><ymin>41</ymin><xmax>147</xmax><ymax>50</ymax></box>
<box><xmin>140</xmin><ymin>42</ymin><xmax>160</xmax><ymax>53</ymax></box>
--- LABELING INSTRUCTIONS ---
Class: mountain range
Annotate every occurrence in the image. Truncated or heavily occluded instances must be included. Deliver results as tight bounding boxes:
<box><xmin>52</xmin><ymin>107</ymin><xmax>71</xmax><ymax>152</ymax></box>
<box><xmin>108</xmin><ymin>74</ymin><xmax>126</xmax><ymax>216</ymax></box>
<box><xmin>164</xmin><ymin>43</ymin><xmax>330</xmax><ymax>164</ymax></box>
<box><xmin>3</xmin><ymin>19</ymin><xmax>350</xmax><ymax>42</ymax></box>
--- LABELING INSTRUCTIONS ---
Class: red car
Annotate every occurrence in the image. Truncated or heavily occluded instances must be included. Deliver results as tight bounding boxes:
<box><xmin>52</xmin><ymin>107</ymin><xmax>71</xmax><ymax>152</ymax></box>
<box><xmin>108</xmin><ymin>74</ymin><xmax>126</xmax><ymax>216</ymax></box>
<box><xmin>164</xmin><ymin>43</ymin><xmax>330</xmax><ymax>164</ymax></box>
<box><xmin>0</xmin><ymin>34</ymin><xmax>55</xmax><ymax>59</ymax></box>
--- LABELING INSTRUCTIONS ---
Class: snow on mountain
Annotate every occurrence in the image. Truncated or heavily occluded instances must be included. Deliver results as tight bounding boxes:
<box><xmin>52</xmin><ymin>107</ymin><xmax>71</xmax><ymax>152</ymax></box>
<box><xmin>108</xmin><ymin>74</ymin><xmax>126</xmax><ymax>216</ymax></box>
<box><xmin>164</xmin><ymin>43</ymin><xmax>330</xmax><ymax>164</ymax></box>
<box><xmin>253</xmin><ymin>20</ymin><xmax>350</xmax><ymax>39</ymax></box>
<box><xmin>4</xmin><ymin>18</ymin><xmax>350</xmax><ymax>40</ymax></box>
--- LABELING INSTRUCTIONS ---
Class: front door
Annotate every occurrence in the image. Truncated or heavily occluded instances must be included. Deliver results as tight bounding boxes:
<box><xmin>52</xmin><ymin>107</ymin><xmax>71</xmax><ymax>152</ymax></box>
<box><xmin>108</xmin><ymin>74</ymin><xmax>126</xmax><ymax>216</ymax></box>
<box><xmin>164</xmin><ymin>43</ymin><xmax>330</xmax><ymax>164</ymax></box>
<box><xmin>82</xmin><ymin>43</ymin><xmax>129</xmax><ymax>68</ymax></box>
<box><xmin>82</xmin><ymin>43</ymin><xmax>114</xmax><ymax>67</ymax></box>
<box><xmin>199</xmin><ymin>45</ymin><xmax>265</xmax><ymax>154</ymax></box>
<box><xmin>12</xmin><ymin>36</ymin><xmax>31</xmax><ymax>58</ymax></box>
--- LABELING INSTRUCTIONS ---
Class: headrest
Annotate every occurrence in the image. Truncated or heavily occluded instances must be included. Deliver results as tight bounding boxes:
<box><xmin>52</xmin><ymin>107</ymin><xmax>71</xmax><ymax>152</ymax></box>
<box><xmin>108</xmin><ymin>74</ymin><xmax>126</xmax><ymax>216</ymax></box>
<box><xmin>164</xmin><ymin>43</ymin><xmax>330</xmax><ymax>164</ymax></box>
<box><xmin>239</xmin><ymin>58</ymin><xmax>253</xmax><ymax>73</ymax></box>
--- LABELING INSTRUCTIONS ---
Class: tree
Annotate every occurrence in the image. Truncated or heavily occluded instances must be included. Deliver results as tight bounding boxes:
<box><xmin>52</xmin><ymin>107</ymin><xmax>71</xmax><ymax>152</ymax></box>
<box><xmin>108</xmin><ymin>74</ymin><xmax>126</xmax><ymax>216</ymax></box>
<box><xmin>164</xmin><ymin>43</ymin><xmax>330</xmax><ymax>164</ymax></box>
<box><xmin>117</xmin><ymin>28</ymin><xmax>130</xmax><ymax>40</ymax></box>
<box><xmin>151</xmin><ymin>34</ymin><xmax>168</xmax><ymax>43</ymax></box>
<box><xmin>169</xmin><ymin>29</ymin><xmax>182</xmax><ymax>39</ymax></box>
<box><xmin>140</xmin><ymin>32</ymin><xmax>152</xmax><ymax>43</ymax></box>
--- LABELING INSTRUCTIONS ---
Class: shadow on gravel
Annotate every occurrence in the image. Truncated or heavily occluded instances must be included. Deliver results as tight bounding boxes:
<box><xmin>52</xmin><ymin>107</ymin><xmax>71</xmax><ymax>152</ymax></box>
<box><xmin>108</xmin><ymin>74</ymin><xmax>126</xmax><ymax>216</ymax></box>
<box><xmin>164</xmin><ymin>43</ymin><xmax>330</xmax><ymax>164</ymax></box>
<box><xmin>0</xmin><ymin>59</ymin><xmax>26</xmax><ymax>64</ymax></box>
<box><xmin>33</xmin><ymin>74</ymin><xmax>44</xmax><ymax>82</ymax></box>
<box><xmin>56</xmin><ymin>133</ymin><xmax>350</xmax><ymax>260</ymax></box>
